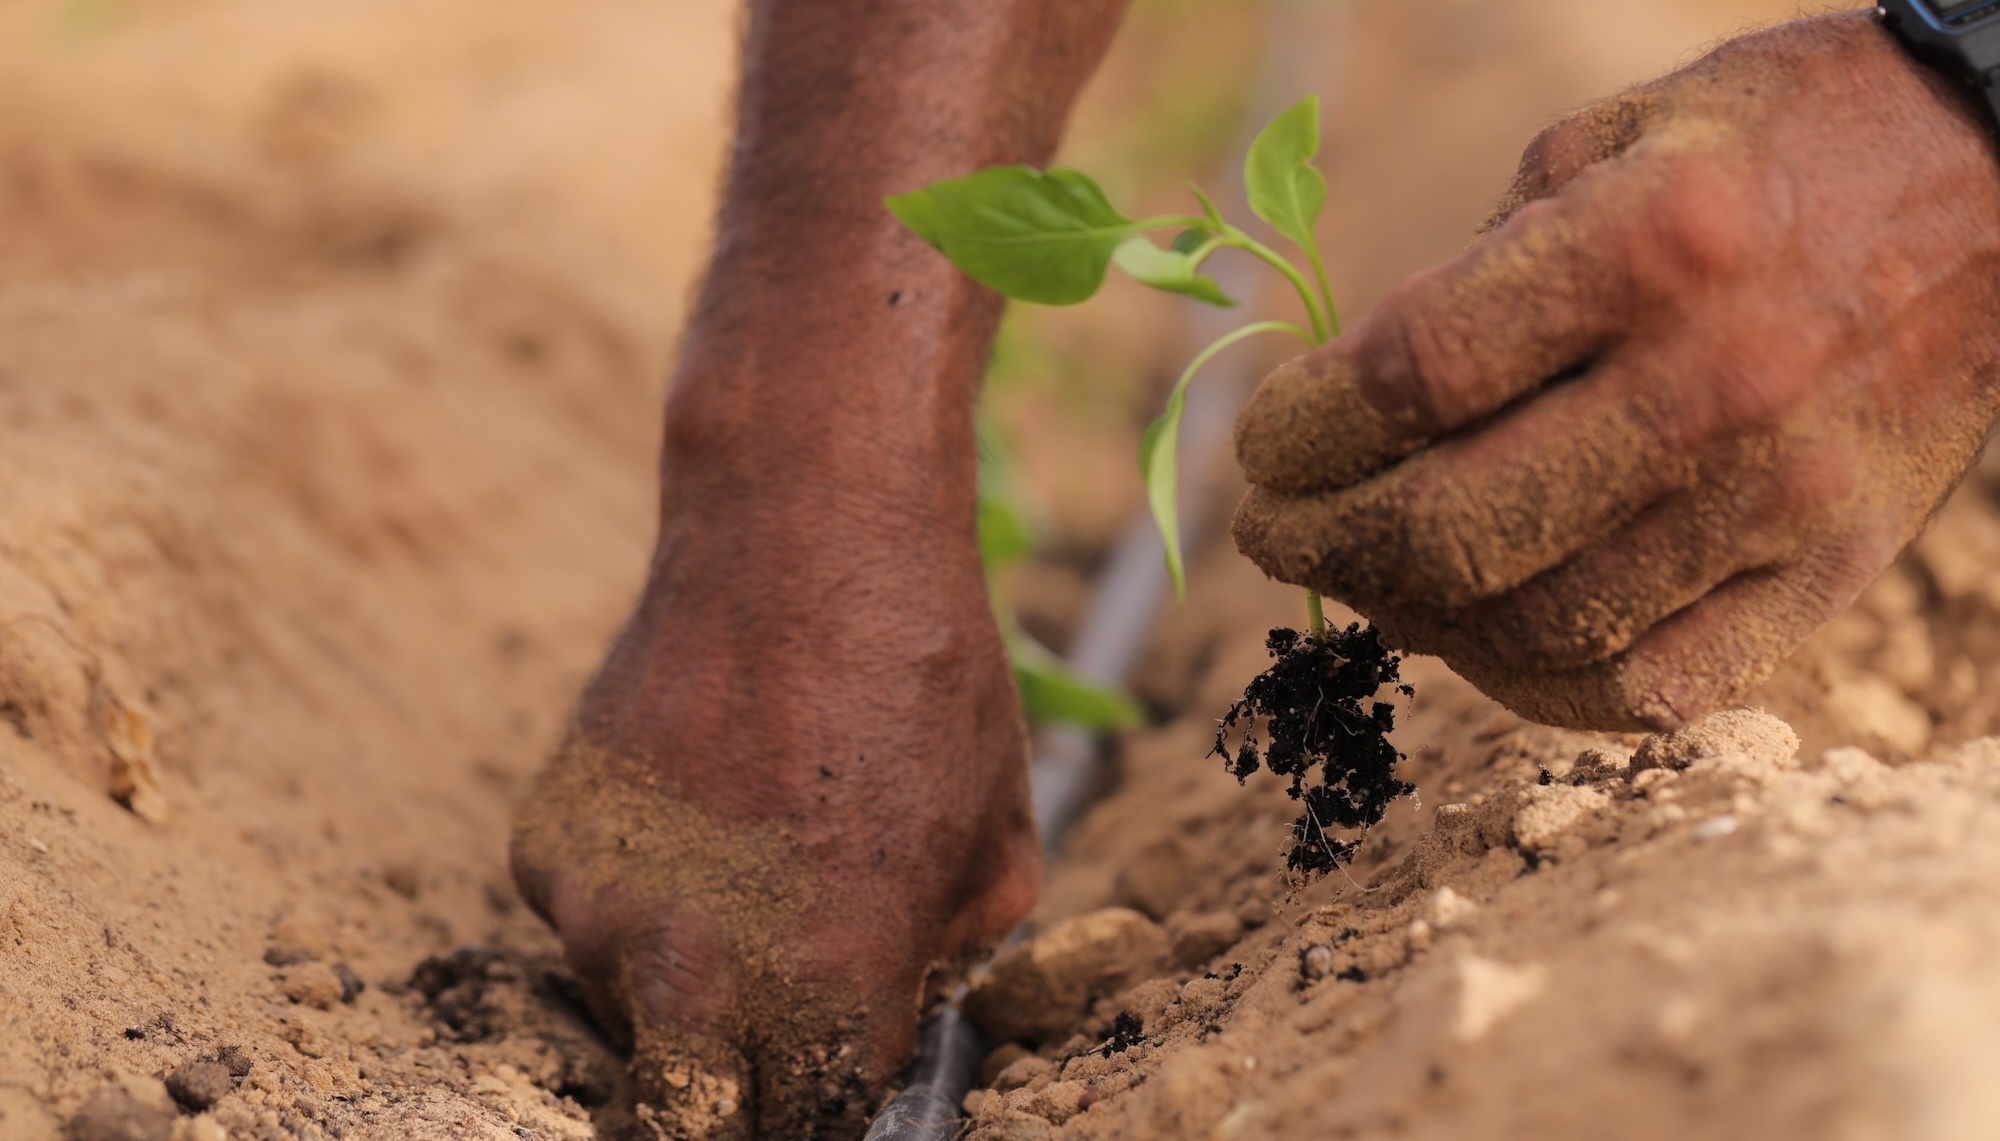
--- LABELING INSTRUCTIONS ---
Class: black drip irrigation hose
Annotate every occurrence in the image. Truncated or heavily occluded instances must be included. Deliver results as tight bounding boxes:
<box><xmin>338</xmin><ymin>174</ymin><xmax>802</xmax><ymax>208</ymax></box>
<box><xmin>860</xmin><ymin>1004</ymin><xmax>987</xmax><ymax>1141</ymax></box>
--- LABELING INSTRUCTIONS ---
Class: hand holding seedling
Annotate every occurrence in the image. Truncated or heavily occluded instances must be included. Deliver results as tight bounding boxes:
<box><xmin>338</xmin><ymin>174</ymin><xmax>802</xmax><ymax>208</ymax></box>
<box><xmin>1235</xmin><ymin>12</ymin><xmax>2000</xmax><ymax>731</ymax></box>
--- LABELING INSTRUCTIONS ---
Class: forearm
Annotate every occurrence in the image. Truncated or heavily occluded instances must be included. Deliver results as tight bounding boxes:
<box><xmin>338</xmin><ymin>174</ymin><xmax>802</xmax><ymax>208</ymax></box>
<box><xmin>664</xmin><ymin>0</ymin><xmax>1128</xmax><ymax>511</ymax></box>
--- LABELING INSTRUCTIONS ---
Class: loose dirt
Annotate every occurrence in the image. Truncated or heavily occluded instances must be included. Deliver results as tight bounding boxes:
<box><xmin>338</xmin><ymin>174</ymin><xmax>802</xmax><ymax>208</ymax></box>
<box><xmin>13</xmin><ymin>1</ymin><xmax>1989</xmax><ymax>1140</ymax></box>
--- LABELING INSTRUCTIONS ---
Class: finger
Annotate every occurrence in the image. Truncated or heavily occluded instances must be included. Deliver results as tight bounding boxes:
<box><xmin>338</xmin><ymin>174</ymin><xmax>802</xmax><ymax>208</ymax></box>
<box><xmin>1236</xmin><ymin>344</ymin><xmax>1705</xmax><ymax>613</ymax></box>
<box><xmin>1484</xmin><ymin>90</ymin><xmax>1660</xmax><ymax>231</ymax></box>
<box><xmin>1239</xmin><ymin>135</ymin><xmax>1768</xmax><ymax>499</ymax></box>
<box><xmin>1462</xmin><ymin>526</ymin><xmax>1897</xmax><ymax>732</ymax></box>
<box><xmin>1238</xmin><ymin>156</ymin><xmax>1653</xmax><ymax>495</ymax></box>
<box><xmin>1468</xmin><ymin>437</ymin><xmax>1852</xmax><ymax>669</ymax></box>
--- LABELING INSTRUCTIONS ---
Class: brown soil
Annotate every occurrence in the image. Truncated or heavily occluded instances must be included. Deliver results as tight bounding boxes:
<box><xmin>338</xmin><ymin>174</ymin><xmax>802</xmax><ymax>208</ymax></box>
<box><xmin>12</xmin><ymin>1</ymin><xmax>1987</xmax><ymax>1140</ymax></box>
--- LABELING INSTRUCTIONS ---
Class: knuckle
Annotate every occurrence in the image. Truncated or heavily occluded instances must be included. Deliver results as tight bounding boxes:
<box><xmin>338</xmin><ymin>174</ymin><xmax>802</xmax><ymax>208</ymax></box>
<box><xmin>1380</xmin><ymin>286</ymin><xmax>1482</xmax><ymax>433</ymax></box>
<box><xmin>1628</xmin><ymin>159</ymin><xmax>1756</xmax><ymax>290</ymax></box>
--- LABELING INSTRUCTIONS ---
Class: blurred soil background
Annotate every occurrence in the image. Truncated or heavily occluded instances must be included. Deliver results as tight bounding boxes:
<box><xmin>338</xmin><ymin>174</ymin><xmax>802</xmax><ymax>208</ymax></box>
<box><xmin>13</xmin><ymin>1</ymin><xmax>2000</xmax><ymax>1139</ymax></box>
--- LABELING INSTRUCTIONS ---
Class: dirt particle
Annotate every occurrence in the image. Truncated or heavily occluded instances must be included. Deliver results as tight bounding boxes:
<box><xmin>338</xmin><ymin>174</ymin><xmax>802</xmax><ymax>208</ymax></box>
<box><xmin>266</xmin><ymin>910</ymin><xmax>332</xmax><ymax>961</ymax></box>
<box><xmin>1096</xmin><ymin>1010</ymin><xmax>1145</xmax><ymax>1056</ymax></box>
<box><xmin>281</xmin><ymin>961</ymin><xmax>345</xmax><ymax>1010</ymax></box>
<box><xmin>101</xmin><ymin>691</ymin><xmax>168</xmax><ymax>825</ymax></box>
<box><xmin>967</xmin><ymin>909</ymin><xmax>1169</xmax><ymax>1044</ymax></box>
<box><xmin>381</xmin><ymin>863</ymin><xmax>422</xmax><ymax>899</ymax></box>
<box><xmin>213</xmin><ymin>1046</ymin><xmax>253</xmax><ymax>1079</ymax></box>
<box><xmin>261</xmin><ymin>946</ymin><xmax>316</xmax><ymax>968</ymax></box>
<box><xmin>1632</xmin><ymin>708</ymin><xmax>1799</xmax><ymax>774</ymax></box>
<box><xmin>0</xmin><ymin>699</ymin><xmax>29</xmax><ymax>738</ymax></box>
<box><xmin>991</xmin><ymin>1053</ymin><xmax>1054</xmax><ymax>1094</ymax></box>
<box><xmin>332</xmin><ymin>961</ymin><xmax>366</xmax><ymax>1003</ymax></box>
<box><xmin>1512</xmin><ymin>784</ymin><xmax>1610</xmax><ymax>856</ymax></box>
<box><xmin>1167</xmin><ymin>910</ymin><xmax>1243</xmax><ymax>969</ymax></box>
<box><xmin>164</xmin><ymin>1061</ymin><xmax>232</xmax><ymax>1112</ymax></box>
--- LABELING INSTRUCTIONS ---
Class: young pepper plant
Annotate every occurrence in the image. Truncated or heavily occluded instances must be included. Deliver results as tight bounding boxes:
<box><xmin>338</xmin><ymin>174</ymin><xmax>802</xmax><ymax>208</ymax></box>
<box><xmin>888</xmin><ymin>96</ymin><xmax>1340</xmax><ymax>636</ymax></box>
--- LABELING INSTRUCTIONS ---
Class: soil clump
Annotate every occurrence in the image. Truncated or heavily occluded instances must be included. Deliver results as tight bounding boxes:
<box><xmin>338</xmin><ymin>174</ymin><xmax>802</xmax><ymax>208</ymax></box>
<box><xmin>1214</xmin><ymin>624</ymin><xmax>1414</xmax><ymax>873</ymax></box>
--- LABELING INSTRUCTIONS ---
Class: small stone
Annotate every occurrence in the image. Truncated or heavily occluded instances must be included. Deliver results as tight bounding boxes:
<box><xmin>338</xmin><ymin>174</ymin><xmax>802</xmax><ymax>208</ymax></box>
<box><xmin>1299</xmin><ymin>944</ymin><xmax>1334</xmax><ymax>982</ymax></box>
<box><xmin>164</xmin><ymin>1062</ymin><xmax>232</xmax><ymax>1112</ymax></box>
<box><xmin>966</xmin><ymin>909</ymin><xmax>1169</xmax><ymax>1044</ymax></box>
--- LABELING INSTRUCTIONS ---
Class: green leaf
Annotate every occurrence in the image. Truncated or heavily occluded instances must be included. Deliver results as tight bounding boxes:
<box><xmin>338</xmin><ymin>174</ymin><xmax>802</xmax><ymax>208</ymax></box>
<box><xmin>1112</xmin><ymin>238</ymin><xmax>1234</xmax><ymax>307</ymax></box>
<box><xmin>1244</xmin><ymin>96</ymin><xmax>1328</xmax><ymax>252</ymax></box>
<box><xmin>1010</xmin><ymin>634</ymin><xmax>1145</xmax><ymax>730</ymax></box>
<box><xmin>1142</xmin><ymin>321</ymin><xmax>1312</xmax><ymax>599</ymax></box>
<box><xmin>885</xmin><ymin>191</ymin><xmax>945</xmax><ymax>251</ymax></box>
<box><xmin>885</xmin><ymin>167</ymin><xmax>1139</xmax><ymax>306</ymax></box>
<box><xmin>1170</xmin><ymin>229</ymin><xmax>1206</xmax><ymax>255</ymax></box>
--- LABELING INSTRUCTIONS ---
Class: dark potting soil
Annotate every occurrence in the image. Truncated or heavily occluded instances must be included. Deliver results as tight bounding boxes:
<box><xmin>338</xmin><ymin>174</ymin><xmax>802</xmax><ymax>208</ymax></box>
<box><xmin>1212</xmin><ymin>623</ymin><xmax>1414</xmax><ymax>875</ymax></box>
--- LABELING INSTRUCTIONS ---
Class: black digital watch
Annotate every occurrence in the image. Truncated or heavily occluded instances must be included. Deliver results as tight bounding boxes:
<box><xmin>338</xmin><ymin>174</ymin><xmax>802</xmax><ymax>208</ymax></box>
<box><xmin>1880</xmin><ymin>0</ymin><xmax>2000</xmax><ymax>124</ymax></box>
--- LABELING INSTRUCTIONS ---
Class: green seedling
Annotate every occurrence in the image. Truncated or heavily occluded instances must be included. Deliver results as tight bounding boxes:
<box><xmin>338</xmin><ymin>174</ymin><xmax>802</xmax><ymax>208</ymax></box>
<box><xmin>890</xmin><ymin>95</ymin><xmax>1339</xmax><ymax>634</ymax></box>
<box><xmin>898</xmin><ymin>96</ymin><xmax>1419</xmax><ymax>874</ymax></box>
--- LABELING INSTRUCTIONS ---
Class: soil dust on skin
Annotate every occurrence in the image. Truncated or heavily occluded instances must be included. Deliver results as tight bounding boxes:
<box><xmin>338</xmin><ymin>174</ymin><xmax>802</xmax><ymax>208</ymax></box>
<box><xmin>6</xmin><ymin>0</ymin><xmax>1985</xmax><ymax>1140</ymax></box>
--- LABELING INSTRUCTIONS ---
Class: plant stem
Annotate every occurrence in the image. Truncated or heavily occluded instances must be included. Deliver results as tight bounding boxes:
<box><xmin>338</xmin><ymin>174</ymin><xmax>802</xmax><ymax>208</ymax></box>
<box><xmin>1220</xmin><ymin>226</ymin><xmax>1329</xmax><ymax>343</ymax></box>
<box><xmin>1306</xmin><ymin>590</ymin><xmax>1327</xmax><ymax>638</ymax></box>
<box><xmin>1304</xmin><ymin>247</ymin><xmax>1340</xmax><ymax>338</ymax></box>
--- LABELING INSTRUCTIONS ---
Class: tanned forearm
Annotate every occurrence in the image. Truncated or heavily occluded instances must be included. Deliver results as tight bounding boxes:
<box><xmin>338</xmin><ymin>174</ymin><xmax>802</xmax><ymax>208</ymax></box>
<box><xmin>661</xmin><ymin>0</ymin><xmax>1131</xmax><ymax>533</ymax></box>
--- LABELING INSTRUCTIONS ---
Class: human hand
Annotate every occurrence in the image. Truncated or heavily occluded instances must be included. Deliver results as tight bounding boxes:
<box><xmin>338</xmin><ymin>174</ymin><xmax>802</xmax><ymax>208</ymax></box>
<box><xmin>1232</xmin><ymin>12</ymin><xmax>2000</xmax><ymax>730</ymax></box>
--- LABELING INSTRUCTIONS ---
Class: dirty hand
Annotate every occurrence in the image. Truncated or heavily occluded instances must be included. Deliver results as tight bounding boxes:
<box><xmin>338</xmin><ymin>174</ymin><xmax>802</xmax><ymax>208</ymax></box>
<box><xmin>1232</xmin><ymin>12</ymin><xmax>2000</xmax><ymax>731</ymax></box>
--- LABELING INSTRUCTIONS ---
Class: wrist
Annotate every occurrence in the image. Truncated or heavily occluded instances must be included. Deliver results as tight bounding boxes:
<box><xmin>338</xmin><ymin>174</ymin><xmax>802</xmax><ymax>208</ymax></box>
<box><xmin>1879</xmin><ymin>0</ymin><xmax>2000</xmax><ymax>127</ymax></box>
